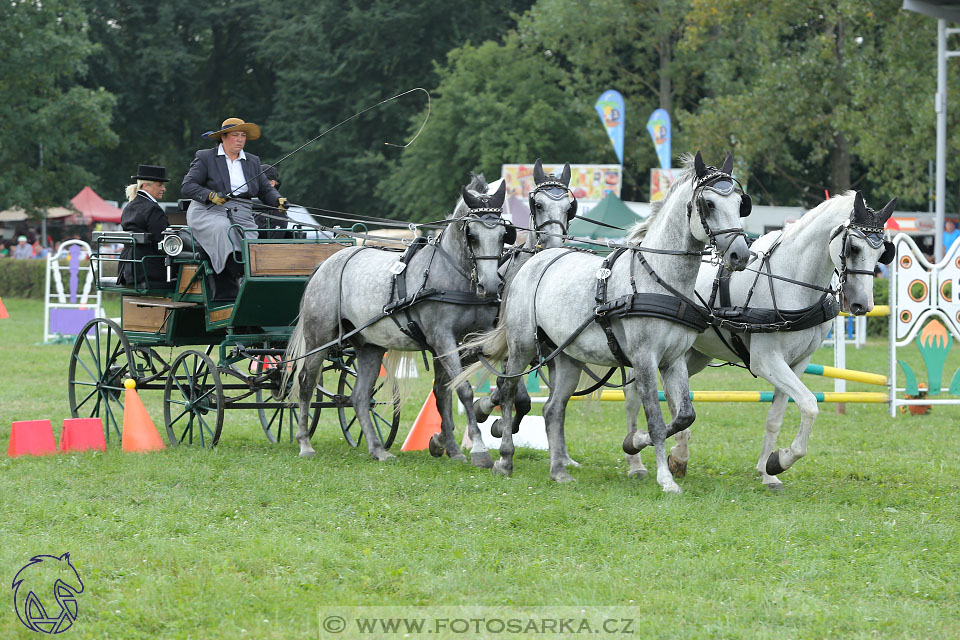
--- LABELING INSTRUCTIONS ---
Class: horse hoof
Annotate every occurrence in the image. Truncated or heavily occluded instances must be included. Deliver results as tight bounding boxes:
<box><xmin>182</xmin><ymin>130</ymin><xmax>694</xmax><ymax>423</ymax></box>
<box><xmin>551</xmin><ymin>469</ymin><xmax>575</xmax><ymax>484</ymax></box>
<box><xmin>765</xmin><ymin>451</ymin><xmax>785</xmax><ymax>476</ymax></box>
<box><xmin>473</xmin><ymin>399</ymin><xmax>490</xmax><ymax>423</ymax></box>
<box><xmin>661</xmin><ymin>482</ymin><xmax>682</xmax><ymax>494</ymax></box>
<box><xmin>764</xmin><ymin>481</ymin><xmax>784</xmax><ymax>493</ymax></box>
<box><xmin>449</xmin><ymin>452</ymin><xmax>467</xmax><ymax>462</ymax></box>
<box><xmin>298</xmin><ymin>449</ymin><xmax>316</xmax><ymax>458</ymax></box>
<box><xmin>491</xmin><ymin>419</ymin><xmax>503</xmax><ymax>439</ymax></box>
<box><xmin>622</xmin><ymin>431</ymin><xmax>640</xmax><ymax>455</ymax></box>
<box><xmin>627</xmin><ymin>468</ymin><xmax>648</xmax><ymax>480</ymax></box>
<box><xmin>372</xmin><ymin>451</ymin><xmax>396</xmax><ymax>462</ymax></box>
<box><xmin>471</xmin><ymin>451</ymin><xmax>494</xmax><ymax>468</ymax></box>
<box><xmin>667</xmin><ymin>455</ymin><xmax>687</xmax><ymax>478</ymax></box>
<box><xmin>428</xmin><ymin>434</ymin><xmax>444</xmax><ymax>458</ymax></box>
<box><xmin>492</xmin><ymin>459</ymin><xmax>512</xmax><ymax>477</ymax></box>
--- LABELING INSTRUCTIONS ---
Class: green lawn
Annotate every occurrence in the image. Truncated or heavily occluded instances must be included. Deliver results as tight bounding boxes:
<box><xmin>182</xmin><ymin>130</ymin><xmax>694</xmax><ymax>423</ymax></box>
<box><xmin>1</xmin><ymin>297</ymin><xmax>958</xmax><ymax>639</ymax></box>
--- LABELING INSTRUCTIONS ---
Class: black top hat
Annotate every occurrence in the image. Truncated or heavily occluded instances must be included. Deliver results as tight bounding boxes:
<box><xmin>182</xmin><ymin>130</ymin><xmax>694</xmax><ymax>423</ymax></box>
<box><xmin>262</xmin><ymin>164</ymin><xmax>280</xmax><ymax>187</ymax></box>
<box><xmin>131</xmin><ymin>164</ymin><xmax>169</xmax><ymax>182</ymax></box>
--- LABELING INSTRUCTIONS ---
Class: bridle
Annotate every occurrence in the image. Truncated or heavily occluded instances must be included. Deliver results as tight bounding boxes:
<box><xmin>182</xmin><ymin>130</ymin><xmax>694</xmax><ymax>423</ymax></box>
<box><xmin>829</xmin><ymin>219</ymin><xmax>895</xmax><ymax>288</ymax></box>
<box><xmin>689</xmin><ymin>169</ymin><xmax>751</xmax><ymax>256</ymax></box>
<box><xmin>528</xmin><ymin>179</ymin><xmax>577</xmax><ymax>245</ymax></box>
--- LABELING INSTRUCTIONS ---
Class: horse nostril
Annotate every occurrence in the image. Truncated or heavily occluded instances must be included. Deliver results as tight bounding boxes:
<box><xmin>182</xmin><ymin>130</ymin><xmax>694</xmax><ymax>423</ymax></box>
<box><xmin>851</xmin><ymin>303</ymin><xmax>865</xmax><ymax>316</ymax></box>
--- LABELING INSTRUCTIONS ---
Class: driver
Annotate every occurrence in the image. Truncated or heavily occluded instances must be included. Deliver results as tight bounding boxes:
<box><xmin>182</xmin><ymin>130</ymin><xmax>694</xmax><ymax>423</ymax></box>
<box><xmin>181</xmin><ymin>117</ymin><xmax>288</xmax><ymax>298</ymax></box>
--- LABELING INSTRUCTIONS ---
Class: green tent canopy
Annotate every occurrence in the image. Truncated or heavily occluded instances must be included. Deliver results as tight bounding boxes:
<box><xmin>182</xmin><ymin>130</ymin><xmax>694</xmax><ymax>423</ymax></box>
<box><xmin>568</xmin><ymin>194</ymin><xmax>643</xmax><ymax>240</ymax></box>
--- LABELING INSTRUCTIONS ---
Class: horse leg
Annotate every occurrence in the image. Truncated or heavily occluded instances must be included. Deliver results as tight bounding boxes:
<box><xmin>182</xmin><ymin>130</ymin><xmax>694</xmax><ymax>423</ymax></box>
<box><xmin>492</xmin><ymin>373</ymin><xmax>518</xmax><ymax>477</ymax></box>
<box><xmin>623</xmin><ymin>378</ymin><xmax>647</xmax><ymax>479</ymax></box>
<box><xmin>295</xmin><ymin>350</ymin><xmax>327</xmax><ymax>457</ymax></box>
<box><xmin>627</xmin><ymin>357</ymin><xmax>681</xmax><ymax>494</ymax></box>
<box><xmin>428</xmin><ymin>361</ymin><xmax>467</xmax><ymax>462</ymax></box>
<box><xmin>545</xmin><ymin>361</ymin><xmax>579</xmax><ymax>469</ymax></box>
<box><xmin>474</xmin><ymin>383</ymin><xmax>499</xmax><ymax>424</ymax></box>
<box><xmin>543</xmin><ymin>354</ymin><xmax>582</xmax><ymax>483</ymax></box>
<box><xmin>657</xmin><ymin>357</ymin><xmax>695</xmax><ymax>491</ymax></box>
<box><xmin>667</xmin><ymin>349</ymin><xmax>711</xmax><ymax>478</ymax></box>
<box><xmin>351</xmin><ymin>345</ymin><xmax>395</xmax><ymax>461</ymax></box>
<box><xmin>756</xmin><ymin>390</ymin><xmax>790</xmax><ymax>491</ymax></box>
<box><xmin>753</xmin><ymin>357</ymin><xmax>818</xmax><ymax>487</ymax></box>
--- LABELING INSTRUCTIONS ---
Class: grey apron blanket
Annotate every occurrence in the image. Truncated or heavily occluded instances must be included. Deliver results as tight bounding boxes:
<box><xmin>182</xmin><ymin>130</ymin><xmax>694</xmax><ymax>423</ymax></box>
<box><xmin>186</xmin><ymin>199</ymin><xmax>258</xmax><ymax>274</ymax></box>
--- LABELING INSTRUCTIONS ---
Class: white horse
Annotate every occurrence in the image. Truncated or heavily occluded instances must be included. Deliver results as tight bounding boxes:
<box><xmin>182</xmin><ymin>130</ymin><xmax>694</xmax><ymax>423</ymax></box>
<box><xmin>281</xmin><ymin>177</ymin><xmax>512</xmax><ymax>462</ymax></box>
<box><xmin>457</xmin><ymin>152</ymin><xmax>752</xmax><ymax>492</ymax></box>
<box><xmin>624</xmin><ymin>191</ymin><xmax>896</xmax><ymax>490</ymax></box>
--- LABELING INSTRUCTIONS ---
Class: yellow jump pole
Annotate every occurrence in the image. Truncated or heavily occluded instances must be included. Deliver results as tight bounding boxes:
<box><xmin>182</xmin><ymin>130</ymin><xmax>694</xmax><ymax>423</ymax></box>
<box><xmin>575</xmin><ymin>390</ymin><xmax>889</xmax><ymax>403</ymax></box>
<box><xmin>839</xmin><ymin>304</ymin><xmax>889</xmax><ymax>318</ymax></box>
<box><xmin>803</xmin><ymin>364</ymin><xmax>887</xmax><ymax>387</ymax></box>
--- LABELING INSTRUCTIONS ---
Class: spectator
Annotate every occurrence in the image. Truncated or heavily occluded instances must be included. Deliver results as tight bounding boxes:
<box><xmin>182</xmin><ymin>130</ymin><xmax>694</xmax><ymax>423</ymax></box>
<box><xmin>944</xmin><ymin>219</ymin><xmax>960</xmax><ymax>255</ymax></box>
<box><xmin>12</xmin><ymin>235</ymin><xmax>33</xmax><ymax>259</ymax></box>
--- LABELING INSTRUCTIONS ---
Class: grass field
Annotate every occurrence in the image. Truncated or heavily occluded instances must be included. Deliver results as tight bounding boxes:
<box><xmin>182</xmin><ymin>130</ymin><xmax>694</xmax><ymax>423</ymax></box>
<box><xmin>1</xmin><ymin>296</ymin><xmax>959</xmax><ymax>639</ymax></box>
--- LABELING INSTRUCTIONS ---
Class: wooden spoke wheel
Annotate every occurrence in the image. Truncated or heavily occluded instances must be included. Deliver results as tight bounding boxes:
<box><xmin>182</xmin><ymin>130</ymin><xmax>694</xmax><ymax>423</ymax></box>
<box><xmin>255</xmin><ymin>384</ymin><xmax>323</xmax><ymax>443</ymax></box>
<box><xmin>67</xmin><ymin>318</ymin><xmax>134</xmax><ymax>444</ymax></box>
<box><xmin>163</xmin><ymin>350</ymin><xmax>224</xmax><ymax>448</ymax></box>
<box><xmin>336</xmin><ymin>355</ymin><xmax>401</xmax><ymax>449</ymax></box>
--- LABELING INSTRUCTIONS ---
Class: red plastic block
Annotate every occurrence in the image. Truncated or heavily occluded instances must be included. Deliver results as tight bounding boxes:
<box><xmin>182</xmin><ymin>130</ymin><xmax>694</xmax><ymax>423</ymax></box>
<box><xmin>59</xmin><ymin>418</ymin><xmax>106</xmax><ymax>453</ymax></box>
<box><xmin>8</xmin><ymin>420</ymin><xmax>57</xmax><ymax>457</ymax></box>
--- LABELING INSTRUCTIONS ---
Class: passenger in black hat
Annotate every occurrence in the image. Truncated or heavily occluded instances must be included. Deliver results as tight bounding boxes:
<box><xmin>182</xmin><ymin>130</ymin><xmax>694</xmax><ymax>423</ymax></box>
<box><xmin>117</xmin><ymin>164</ymin><xmax>174</xmax><ymax>289</ymax></box>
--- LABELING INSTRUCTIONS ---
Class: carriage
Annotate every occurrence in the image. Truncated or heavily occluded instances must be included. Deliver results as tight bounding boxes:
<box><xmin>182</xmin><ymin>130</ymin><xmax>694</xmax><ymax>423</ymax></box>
<box><xmin>66</xmin><ymin>201</ymin><xmax>402</xmax><ymax>449</ymax></box>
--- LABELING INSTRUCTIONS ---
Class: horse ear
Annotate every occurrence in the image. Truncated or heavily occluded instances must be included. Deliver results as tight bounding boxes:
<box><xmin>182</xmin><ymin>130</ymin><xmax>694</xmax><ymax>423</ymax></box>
<box><xmin>560</xmin><ymin>162</ymin><xmax>572</xmax><ymax>186</ymax></box>
<box><xmin>490</xmin><ymin>181</ymin><xmax>506</xmax><ymax>208</ymax></box>
<box><xmin>533</xmin><ymin>158</ymin><xmax>546</xmax><ymax>185</ymax></box>
<box><xmin>461</xmin><ymin>186</ymin><xmax>480</xmax><ymax>210</ymax></box>
<box><xmin>721</xmin><ymin>151</ymin><xmax>733</xmax><ymax>175</ymax></box>
<box><xmin>853</xmin><ymin>191</ymin><xmax>869</xmax><ymax>223</ymax></box>
<box><xmin>694</xmin><ymin>151</ymin><xmax>707</xmax><ymax>179</ymax></box>
<box><xmin>878</xmin><ymin>197</ymin><xmax>898</xmax><ymax>222</ymax></box>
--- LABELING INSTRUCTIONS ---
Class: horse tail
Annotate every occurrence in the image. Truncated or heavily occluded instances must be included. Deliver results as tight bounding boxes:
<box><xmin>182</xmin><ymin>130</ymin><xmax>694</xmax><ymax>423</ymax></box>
<box><xmin>450</xmin><ymin>323</ymin><xmax>507</xmax><ymax>389</ymax></box>
<box><xmin>382</xmin><ymin>350</ymin><xmax>417</xmax><ymax>408</ymax></box>
<box><xmin>277</xmin><ymin>319</ymin><xmax>306</xmax><ymax>400</ymax></box>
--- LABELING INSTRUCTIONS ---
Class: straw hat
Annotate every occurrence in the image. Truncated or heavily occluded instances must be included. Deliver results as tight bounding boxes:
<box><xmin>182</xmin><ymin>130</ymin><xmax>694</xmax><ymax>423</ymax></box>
<box><xmin>202</xmin><ymin>117</ymin><xmax>261</xmax><ymax>141</ymax></box>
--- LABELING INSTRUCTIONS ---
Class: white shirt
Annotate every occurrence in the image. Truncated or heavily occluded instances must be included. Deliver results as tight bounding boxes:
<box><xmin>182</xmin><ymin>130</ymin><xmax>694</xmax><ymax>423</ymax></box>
<box><xmin>217</xmin><ymin>143</ymin><xmax>248</xmax><ymax>195</ymax></box>
<box><xmin>138</xmin><ymin>190</ymin><xmax>158</xmax><ymax>204</ymax></box>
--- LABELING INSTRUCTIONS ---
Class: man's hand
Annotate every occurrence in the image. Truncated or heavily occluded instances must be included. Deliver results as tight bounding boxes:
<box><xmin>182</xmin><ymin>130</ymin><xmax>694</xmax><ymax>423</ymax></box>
<box><xmin>277</xmin><ymin>197</ymin><xmax>289</xmax><ymax>213</ymax></box>
<box><xmin>208</xmin><ymin>192</ymin><xmax>227</xmax><ymax>206</ymax></box>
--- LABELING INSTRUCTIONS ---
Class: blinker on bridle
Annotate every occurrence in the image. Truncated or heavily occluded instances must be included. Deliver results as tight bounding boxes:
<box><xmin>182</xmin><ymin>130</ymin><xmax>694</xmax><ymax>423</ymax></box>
<box><xmin>529</xmin><ymin>179</ymin><xmax>578</xmax><ymax>234</ymax></box>
<box><xmin>690</xmin><ymin>169</ymin><xmax>750</xmax><ymax>254</ymax></box>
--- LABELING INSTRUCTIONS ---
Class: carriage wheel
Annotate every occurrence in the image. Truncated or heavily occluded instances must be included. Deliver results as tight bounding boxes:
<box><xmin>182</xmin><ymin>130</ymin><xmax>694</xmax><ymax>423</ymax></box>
<box><xmin>336</xmin><ymin>355</ymin><xmax>401</xmax><ymax>448</ymax></box>
<box><xmin>255</xmin><ymin>384</ymin><xmax>323</xmax><ymax>443</ymax></box>
<box><xmin>67</xmin><ymin>318</ymin><xmax>134</xmax><ymax>444</ymax></box>
<box><xmin>163</xmin><ymin>350</ymin><xmax>224</xmax><ymax>448</ymax></box>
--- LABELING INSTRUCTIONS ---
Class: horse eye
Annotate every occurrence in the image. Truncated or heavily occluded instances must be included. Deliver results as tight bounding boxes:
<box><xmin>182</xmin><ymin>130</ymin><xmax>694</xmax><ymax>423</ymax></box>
<box><xmin>535</xmin><ymin>201</ymin><xmax>543</xmax><ymax>210</ymax></box>
<box><xmin>706</xmin><ymin>201</ymin><xmax>716</xmax><ymax>210</ymax></box>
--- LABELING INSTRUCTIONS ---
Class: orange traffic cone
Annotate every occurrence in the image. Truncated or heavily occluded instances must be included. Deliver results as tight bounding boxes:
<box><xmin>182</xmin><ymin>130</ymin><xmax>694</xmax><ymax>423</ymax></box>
<box><xmin>400</xmin><ymin>391</ymin><xmax>442</xmax><ymax>451</ymax></box>
<box><xmin>0</xmin><ymin>297</ymin><xmax>8</xmax><ymax>320</ymax></box>
<box><xmin>121</xmin><ymin>380</ymin><xmax>166</xmax><ymax>452</ymax></box>
<box><xmin>8</xmin><ymin>420</ymin><xmax>57</xmax><ymax>457</ymax></box>
<box><xmin>59</xmin><ymin>418</ymin><xmax>107</xmax><ymax>453</ymax></box>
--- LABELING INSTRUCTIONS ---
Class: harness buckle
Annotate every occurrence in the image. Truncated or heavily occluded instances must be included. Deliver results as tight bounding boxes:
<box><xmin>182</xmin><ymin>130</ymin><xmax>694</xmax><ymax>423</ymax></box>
<box><xmin>596</xmin><ymin>267</ymin><xmax>612</xmax><ymax>280</ymax></box>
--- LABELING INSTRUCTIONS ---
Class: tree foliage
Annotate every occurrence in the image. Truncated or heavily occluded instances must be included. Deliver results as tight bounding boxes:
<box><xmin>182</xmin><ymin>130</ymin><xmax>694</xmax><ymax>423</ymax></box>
<box><xmin>0</xmin><ymin>0</ymin><xmax>117</xmax><ymax>211</ymax></box>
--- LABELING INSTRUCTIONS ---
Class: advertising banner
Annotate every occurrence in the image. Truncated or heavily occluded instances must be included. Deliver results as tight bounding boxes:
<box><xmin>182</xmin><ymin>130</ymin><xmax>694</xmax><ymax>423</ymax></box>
<box><xmin>594</xmin><ymin>90</ymin><xmax>625</xmax><ymax>165</ymax></box>
<box><xmin>646</xmin><ymin>108</ymin><xmax>671</xmax><ymax>170</ymax></box>
<box><xmin>501</xmin><ymin>164</ymin><xmax>622</xmax><ymax>225</ymax></box>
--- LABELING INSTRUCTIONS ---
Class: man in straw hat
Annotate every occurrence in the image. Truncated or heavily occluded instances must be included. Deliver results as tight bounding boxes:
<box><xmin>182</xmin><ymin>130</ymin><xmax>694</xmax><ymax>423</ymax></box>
<box><xmin>117</xmin><ymin>164</ymin><xmax>173</xmax><ymax>289</ymax></box>
<box><xmin>181</xmin><ymin>117</ymin><xmax>288</xmax><ymax>298</ymax></box>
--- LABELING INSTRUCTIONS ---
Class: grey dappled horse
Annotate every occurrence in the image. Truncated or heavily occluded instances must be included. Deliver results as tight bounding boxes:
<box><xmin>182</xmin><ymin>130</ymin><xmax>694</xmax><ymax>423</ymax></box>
<box><xmin>624</xmin><ymin>191</ymin><xmax>897</xmax><ymax>490</ymax></box>
<box><xmin>473</xmin><ymin>159</ymin><xmax>576</xmax><ymax>443</ymax></box>
<box><xmin>458</xmin><ymin>152</ymin><xmax>751</xmax><ymax>492</ymax></box>
<box><xmin>281</xmin><ymin>176</ymin><xmax>512</xmax><ymax>462</ymax></box>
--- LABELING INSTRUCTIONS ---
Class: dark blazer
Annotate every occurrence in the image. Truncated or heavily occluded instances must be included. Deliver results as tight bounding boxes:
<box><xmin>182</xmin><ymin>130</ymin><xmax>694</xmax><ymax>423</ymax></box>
<box><xmin>180</xmin><ymin>147</ymin><xmax>281</xmax><ymax>206</ymax></box>
<box><xmin>117</xmin><ymin>192</ymin><xmax>173</xmax><ymax>289</ymax></box>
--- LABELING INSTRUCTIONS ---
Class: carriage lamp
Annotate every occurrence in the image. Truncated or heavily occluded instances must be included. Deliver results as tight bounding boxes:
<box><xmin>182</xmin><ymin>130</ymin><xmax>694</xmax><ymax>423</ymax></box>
<box><xmin>160</xmin><ymin>233</ymin><xmax>183</xmax><ymax>257</ymax></box>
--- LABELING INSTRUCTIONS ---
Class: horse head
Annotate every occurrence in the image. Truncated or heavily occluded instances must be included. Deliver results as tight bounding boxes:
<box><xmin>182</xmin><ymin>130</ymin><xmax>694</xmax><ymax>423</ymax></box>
<box><xmin>689</xmin><ymin>150</ymin><xmax>751</xmax><ymax>271</ymax></box>
<box><xmin>829</xmin><ymin>191</ymin><xmax>897</xmax><ymax>315</ymax></box>
<box><xmin>460</xmin><ymin>179</ymin><xmax>509</xmax><ymax>297</ymax></box>
<box><xmin>528</xmin><ymin>158</ymin><xmax>577</xmax><ymax>249</ymax></box>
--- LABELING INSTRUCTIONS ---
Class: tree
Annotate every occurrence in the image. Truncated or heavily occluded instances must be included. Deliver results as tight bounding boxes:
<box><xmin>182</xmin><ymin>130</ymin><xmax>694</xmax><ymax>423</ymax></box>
<box><xmin>378</xmin><ymin>33</ymin><xmax>606</xmax><ymax>221</ymax></box>
<box><xmin>259</xmin><ymin>0</ymin><xmax>534</xmax><ymax>217</ymax></box>
<box><xmin>680</xmin><ymin>1</ymin><xmax>943</xmax><ymax>208</ymax></box>
<box><xmin>0</xmin><ymin>0</ymin><xmax>117</xmax><ymax>211</ymax></box>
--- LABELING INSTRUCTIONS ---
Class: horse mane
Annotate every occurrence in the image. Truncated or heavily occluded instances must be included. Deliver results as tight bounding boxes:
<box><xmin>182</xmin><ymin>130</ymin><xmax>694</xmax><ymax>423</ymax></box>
<box><xmin>452</xmin><ymin>172</ymin><xmax>489</xmax><ymax>219</ymax></box>
<box><xmin>627</xmin><ymin>154</ymin><xmax>696</xmax><ymax>242</ymax></box>
<box><xmin>778</xmin><ymin>190</ymin><xmax>857</xmax><ymax>242</ymax></box>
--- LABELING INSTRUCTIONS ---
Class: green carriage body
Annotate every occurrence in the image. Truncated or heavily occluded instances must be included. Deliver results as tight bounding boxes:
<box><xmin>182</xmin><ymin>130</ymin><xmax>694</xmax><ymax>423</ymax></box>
<box><xmin>67</xmin><ymin>221</ymin><xmax>401</xmax><ymax>449</ymax></box>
